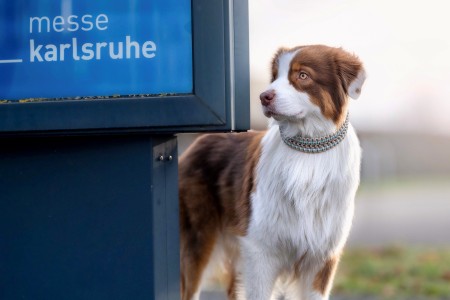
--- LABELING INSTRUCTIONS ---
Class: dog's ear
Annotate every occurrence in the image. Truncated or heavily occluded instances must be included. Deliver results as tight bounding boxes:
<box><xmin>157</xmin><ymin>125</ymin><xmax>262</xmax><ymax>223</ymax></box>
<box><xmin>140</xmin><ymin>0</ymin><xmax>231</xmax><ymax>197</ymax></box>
<box><xmin>335</xmin><ymin>49</ymin><xmax>366</xmax><ymax>100</ymax></box>
<box><xmin>270</xmin><ymin>47</ymin><xmax>290</xmax><ymax>82</ymax></box>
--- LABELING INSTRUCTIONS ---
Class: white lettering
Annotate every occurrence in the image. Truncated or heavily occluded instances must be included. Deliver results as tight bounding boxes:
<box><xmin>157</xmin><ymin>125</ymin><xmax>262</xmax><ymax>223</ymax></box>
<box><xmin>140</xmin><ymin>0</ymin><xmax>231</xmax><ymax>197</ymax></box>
<box><xmin>29</xmin><ymin>13</ymin><xmax>109</xmax><ymax>33</ymax></box>
<box><xmin>81</xmin><ymin>43</ymin><xmax>94</xmax><ymax>60</ymax></box>
<box><xmin>30</xmin><ymin>39</ymin><xmax>43</xmax><ymax>62</ymax></box>
<box><xmin>67</xmin><ymin>15</ymin><xmax>79</xmax><ymax>32</ymax></box>
<box><xmin>72</xmin><ymin>38</ymin><xmax>80</xmax><ymax>60</ymax></box>
<box><xmin>109</xmin><ymin>42</ymin><xmax>123</xmax><ymax>59</ymax></box>
<box><xmin>81</xmin><ymin>15</ymin><xmax>93</xmax><ymax>31</ymax></box>
<box><xmin>142</xmin><ymin>41</ymin><xmax>156</xmax><ymax>58</ymax></box>
<box><xmin>28</xmin><ymin>34</ymin><xmax>157</xmax><ymax>62</ymax></box>
<box><xmin>96</xmin><ymin>14</ymin><xmax>108</xmax><ymax>30</ymax></box>
<box><xmin>30</xmin><ymin>16</ymin><xmax>50</xmax><ymax>33</ymax></box>
<box><xmin>28</xmin><ymin>12</ymin><xmax>159</xmax><ymax>63</ymax></box>
<box><xmin>126</xmin><ymin>36</ymin><xmax>140</xmax><ymax>59</ymax></box>
<box><xmin>95</xmin><ymin>42</ymin><xmax>107</xmax><ymax>59</ymax></box>
<box><xmin>53</xmin><ymin>16</ymin><xmax>64</xmax><ymax>32</ymax></box>
<box><xmin>44</xmin><ymin>44</ymin><xmax>57</xmax><ymax>61</ymax></box>
<box><xmin>59</xmin><ymin>43</ymin><xmax>71</xmax><ymax>61</ymax></box>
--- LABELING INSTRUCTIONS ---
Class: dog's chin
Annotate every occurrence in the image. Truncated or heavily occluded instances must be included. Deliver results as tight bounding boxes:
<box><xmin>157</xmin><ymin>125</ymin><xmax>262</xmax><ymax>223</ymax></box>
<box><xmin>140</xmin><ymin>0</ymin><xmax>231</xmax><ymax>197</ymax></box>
<box><xmin>264</xmin><ymin>110</ymin><xmax>304</xmax><ymax>122</ymax></box>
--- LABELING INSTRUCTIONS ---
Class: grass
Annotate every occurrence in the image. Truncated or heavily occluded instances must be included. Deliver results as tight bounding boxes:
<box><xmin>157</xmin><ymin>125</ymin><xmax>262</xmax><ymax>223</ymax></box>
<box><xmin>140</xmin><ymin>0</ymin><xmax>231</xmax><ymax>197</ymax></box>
<box><xmin>358</xmin><ymin>175</ymin><xmax>450</xmax><ymax>194</ymax></box>
<box><xmin>333</xmin><ymin>246</ymin><xmax>450</xmax><ymax>299</ymax></box>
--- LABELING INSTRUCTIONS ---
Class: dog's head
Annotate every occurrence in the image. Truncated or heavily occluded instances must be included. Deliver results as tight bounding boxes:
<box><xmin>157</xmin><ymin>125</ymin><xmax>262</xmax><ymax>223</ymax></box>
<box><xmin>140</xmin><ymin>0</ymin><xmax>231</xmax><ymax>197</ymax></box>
<box><xmin>260</xmin><ymin>45</ymin><xmax>366</xmax><ymax>127</ymax></box>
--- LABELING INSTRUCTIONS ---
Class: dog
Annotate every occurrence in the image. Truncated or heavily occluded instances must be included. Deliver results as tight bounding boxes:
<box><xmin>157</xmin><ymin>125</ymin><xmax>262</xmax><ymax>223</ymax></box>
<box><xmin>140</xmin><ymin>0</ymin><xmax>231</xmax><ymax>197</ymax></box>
<box><xmin>179</xmin><ymin>45</ymin><xmax>366</xmax><ymax>300</ymax></box>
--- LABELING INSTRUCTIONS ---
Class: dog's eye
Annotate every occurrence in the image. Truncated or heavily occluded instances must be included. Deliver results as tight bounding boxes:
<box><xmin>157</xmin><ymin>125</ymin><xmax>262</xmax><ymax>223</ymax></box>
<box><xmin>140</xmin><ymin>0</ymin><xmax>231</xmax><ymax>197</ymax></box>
<box><xmin>299</xmin><ymin>72</ymin><xmax>309</xmax><ymax>80</ymax></box>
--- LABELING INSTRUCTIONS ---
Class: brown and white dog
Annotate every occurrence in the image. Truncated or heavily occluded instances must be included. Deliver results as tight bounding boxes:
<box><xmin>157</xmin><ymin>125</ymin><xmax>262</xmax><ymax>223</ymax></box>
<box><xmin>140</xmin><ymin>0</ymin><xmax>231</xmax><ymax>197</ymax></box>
<box><xmin>179</xmin><ymin>45</ymin><xmax>366</xmax><ymax>300</ymax></box>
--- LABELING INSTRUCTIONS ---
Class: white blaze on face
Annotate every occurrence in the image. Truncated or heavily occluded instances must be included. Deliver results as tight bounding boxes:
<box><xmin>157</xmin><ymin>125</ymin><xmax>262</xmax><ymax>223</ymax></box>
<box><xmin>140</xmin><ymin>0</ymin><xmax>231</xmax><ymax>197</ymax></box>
<box><xmin>277</xmin><ymin>50</ymin><xmax>297</xmax><ymax>78</ymax></box>
<box><xmin>262</xmin><ymin>49</ymin><xmax>319</xmax><ymax>121</ymax></box>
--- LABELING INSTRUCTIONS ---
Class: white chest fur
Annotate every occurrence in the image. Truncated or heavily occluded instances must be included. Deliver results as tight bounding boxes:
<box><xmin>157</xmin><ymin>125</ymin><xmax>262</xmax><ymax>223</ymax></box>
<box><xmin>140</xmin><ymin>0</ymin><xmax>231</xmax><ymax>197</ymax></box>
<box><xmin>246</xmin><ymin>124</ymin><xmax>361</xmax><ymax>262</ymax></box>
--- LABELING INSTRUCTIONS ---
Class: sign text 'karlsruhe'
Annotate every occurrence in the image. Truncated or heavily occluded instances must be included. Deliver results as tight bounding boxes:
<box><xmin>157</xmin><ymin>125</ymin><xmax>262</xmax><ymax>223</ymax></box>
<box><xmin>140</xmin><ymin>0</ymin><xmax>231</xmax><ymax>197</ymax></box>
<box><xmin>0</xmin><ymin>0</ymin><xmax>193</xmax><ymax>101</ymax></box>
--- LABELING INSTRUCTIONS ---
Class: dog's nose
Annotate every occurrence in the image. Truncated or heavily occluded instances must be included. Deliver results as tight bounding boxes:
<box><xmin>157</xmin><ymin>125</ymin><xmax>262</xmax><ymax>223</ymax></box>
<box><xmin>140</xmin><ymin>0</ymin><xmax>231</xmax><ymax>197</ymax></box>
<box><xmin>260</xmin><ymin>90</ymin><xmax>276</xmax><ymax>106</ymax></box>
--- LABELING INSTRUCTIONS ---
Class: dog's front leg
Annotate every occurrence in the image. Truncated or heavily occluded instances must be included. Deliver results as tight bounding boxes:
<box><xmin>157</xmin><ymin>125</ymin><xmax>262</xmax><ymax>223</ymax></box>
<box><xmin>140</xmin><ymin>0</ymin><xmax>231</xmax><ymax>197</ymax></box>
<box><xmin>240</xmin><ymin>242</ymin><xmax>281</xmax><ymax>300</ymax></box>
<box><xmin>290</xmin><ymin>256</ymin><xmax>339</xmax><ymax>300</ymax></box>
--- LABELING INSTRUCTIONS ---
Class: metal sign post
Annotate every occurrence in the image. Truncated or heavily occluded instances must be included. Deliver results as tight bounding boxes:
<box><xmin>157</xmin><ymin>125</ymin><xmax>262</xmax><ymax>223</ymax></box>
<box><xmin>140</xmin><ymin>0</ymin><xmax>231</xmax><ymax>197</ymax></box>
<box><xmin>0</xmin><ymin>0</ymin><xmax>249</xmax><ymax>299</ymax></box>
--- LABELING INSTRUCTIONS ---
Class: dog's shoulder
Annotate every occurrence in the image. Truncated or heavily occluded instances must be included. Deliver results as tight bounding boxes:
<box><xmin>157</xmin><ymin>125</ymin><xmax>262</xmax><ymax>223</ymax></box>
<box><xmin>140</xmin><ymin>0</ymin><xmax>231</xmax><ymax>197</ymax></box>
<box><xmin>180</xmin><ymin>131</ymin><xmax>266</xmax><ymax>165</ymax></box>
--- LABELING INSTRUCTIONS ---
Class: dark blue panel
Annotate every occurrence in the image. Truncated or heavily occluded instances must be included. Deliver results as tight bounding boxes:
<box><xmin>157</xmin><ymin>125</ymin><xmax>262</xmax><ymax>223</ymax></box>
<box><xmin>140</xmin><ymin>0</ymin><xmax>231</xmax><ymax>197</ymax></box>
<box><xmin>0</xmin><ymin>0</ymin><xmax>192</xmax><ymax>100</ymax></box>
<box><xmin>0</xmin><ymin>136</ymin><xmax>180</xmax><ymax>299</ymax></box>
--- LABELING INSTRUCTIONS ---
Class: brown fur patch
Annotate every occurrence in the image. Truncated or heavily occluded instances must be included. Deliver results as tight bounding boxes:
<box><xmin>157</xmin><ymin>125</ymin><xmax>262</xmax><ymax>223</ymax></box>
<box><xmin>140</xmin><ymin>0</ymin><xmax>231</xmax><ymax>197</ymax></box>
<box><xmin>313</xmin><ymin>256</ymin><xmax>339</xmax><ymax>295</ymax></box>
<box><xmin>233</xmin><ymin>131</ymin><xmax>265</xmax><ymax>235</ymax></box>
<box><xmin>271</xmin><ymin>48</ymin><xmax>286</xmax><ymax>82</ymax></box>
<box><xmin>293</xmin><ymin>252</ymin><xmax>308</xmax><ymax>278</ymax></box>
<box><xmin>179</xmin><ymin>131</ymin><xmax>264</xmax><ymax>299</ymax></box>
<box><xmin>226</xmin><ymin>270</ymin><xmax>239</xmax><ymax>300</ymax></box>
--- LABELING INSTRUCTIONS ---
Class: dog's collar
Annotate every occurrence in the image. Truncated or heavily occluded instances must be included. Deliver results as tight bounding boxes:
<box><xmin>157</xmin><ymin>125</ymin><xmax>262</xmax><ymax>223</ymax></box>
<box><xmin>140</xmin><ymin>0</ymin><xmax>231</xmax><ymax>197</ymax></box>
<box><xmin>279</xmin><ymin>114</ymin><xmax>349</xmax><ymax>153</ymax></box>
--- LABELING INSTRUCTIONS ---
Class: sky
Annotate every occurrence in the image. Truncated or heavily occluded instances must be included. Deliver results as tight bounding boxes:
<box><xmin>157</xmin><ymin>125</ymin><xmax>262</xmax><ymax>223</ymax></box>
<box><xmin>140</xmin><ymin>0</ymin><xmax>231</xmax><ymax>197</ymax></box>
<box><xmin>248</xmin><ymin>0</ymin><xmax>450</xmax><ymax>135</ymax></box>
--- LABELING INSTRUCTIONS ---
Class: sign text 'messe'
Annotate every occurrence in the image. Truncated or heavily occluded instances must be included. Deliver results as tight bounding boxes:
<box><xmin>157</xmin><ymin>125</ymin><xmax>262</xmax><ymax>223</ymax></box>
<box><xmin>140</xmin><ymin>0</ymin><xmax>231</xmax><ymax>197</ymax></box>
<box><xmin>29</xmin><ymin>13</ymin><xmax>157</xmax><ymax>62</ymax></box>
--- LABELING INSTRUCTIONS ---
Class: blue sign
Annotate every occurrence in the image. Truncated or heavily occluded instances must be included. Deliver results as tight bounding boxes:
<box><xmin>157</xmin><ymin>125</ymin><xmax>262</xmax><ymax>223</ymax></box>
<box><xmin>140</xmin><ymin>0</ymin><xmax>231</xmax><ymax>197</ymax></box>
<box><xmin>0</xmin><ymin>0</ymin><xmax>193</xmax><ymax>101</ymax></box>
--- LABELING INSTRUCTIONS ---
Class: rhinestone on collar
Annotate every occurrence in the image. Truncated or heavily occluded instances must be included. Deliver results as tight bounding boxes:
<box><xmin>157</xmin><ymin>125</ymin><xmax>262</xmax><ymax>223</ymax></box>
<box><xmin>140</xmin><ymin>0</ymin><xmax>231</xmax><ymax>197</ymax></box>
<box><xmin>279</xmin><ymin>114</ymin><xmax>349</xmax><ymax>153</ymax></box>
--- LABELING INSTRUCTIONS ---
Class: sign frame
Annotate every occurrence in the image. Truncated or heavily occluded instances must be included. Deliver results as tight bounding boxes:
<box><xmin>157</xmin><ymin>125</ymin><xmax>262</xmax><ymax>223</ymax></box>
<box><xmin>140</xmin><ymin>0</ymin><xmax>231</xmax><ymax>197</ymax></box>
<box><xmin>0</xmin><ymin>0</ymin><xmax>249</xmax><ymax>136</ymax></box>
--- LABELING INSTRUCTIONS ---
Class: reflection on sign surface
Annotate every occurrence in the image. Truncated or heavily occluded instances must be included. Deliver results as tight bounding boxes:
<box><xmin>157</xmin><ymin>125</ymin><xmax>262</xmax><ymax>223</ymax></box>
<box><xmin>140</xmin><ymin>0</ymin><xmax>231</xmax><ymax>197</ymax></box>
<box><xmin>0</xmin><ymin>0</ymin><xmax>193</xmax><ymax>101</ymax></box>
